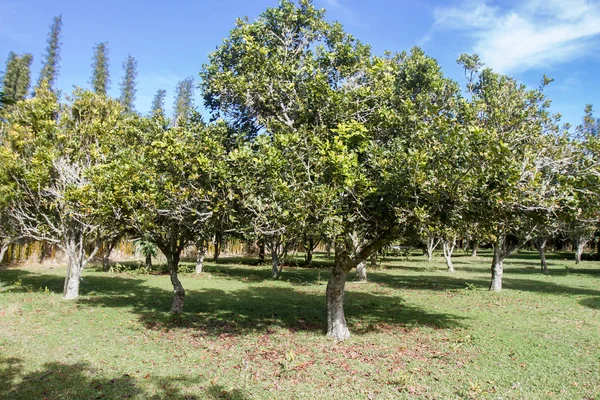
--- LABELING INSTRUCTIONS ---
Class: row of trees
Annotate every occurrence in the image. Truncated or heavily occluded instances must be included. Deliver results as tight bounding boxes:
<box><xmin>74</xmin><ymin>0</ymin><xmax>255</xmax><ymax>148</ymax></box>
<box><xmin>1</xmin><ymin>1</ymin><xmax>599</xmax><ymax>341</ymax></box>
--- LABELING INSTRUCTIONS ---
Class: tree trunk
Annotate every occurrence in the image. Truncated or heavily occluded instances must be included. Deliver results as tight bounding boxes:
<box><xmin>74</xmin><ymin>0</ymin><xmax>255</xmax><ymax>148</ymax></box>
<box><xmin>326</xmin><ymin>249</ymin><xmax>351</xmax><ymax>341</ymax></box>
<box><xmin>306</xmin><ymin>236</ymin><xmax>314</xmax><ymax>266</ymax></box>
<box><xmin>0</xmin><ymin>243</ymin><xmax>8</xmax><ymax>265</ymax></box>
<box><xmin>145</xmin><ymin>253</ymin><xmax>152</xmax><ymax>269</ymax></box>
<box><xmin>356</xmin><ymin>261</ymin><xmax>367</xmax><ymax>282</ymax></box>
<box><xmin>370</xmin><ymin>252</ymin><xmax>377</xmax><ymax>269</ymax></box>
<box><xmin>63</xmin><ymin>259</ymin><xmax>83</xmax><ymax>300</ymax></box>
<box><xmin>167</xmin><ymin>252</ymin><xmax>185</xmax><ymax>314</ymax></box>
<box><xmin>426</xmin><ymin>235</ymin><xmax>439</xmax><ymax>263</ymax></box>
<box><xmin>489</xmin><ymin>235</ymin><xmax>518</xmax><ymax>292</ymax></box>
<box><xmin>325</xmin><ymin>242</ymin><xmax>331</xmax><ymax>259</ymax></box>
<box><xmin>271</xmin><ymin>249</ymin><xmax>281</xmax><ymax>279</ymax></box>
<box><xmin>101</xmin><ymin>238</ymin><xmax>118</xmax><ymax>272</ymax></box>
<box><xmin>534</xmin><ymin>237</ymin><xmax>548</xmax><ymax>274</ymax></box>
<box><xmin>471</xmin><ymin>240</ymin><xmax>478</xmax><ymax>257</ymax></box>
<box><xmin>258</xmin><ymin>240</ymin><xmax>265</xmax><ymax>262</ymax></box>
<box><xmin>213</xmin><ymin>233</ymin><xmax>221</xmax><ymax>262</ymax></box>
<box><xmin>442</xmin><ymin>237</ymin><xmax>456</xmax><ymax>273</ymax></box>
<box><xmin>195</xmin><ymin>240</ymin><xmax>206</xmax><ymax>274</ymax></box>
<box><xmin>490</xmin><ymin>243</ymin><xmax>504</xmax><ymax>292</ymax></box>
<box><xmin>574</xmin><ymin>237</ymin><xmax>587</xmax><ymax>265</ymax></box>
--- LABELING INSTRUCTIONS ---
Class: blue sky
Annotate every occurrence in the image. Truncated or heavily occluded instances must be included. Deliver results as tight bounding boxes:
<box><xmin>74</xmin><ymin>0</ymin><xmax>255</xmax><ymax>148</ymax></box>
<box><xmin>1</xmin><ymin>0</ymin><xmax>598</xmax><ymax>127</ymax></box>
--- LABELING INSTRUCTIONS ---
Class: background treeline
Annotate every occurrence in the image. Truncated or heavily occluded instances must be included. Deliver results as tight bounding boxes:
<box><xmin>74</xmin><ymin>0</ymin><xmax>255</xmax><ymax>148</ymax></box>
<box><xmin>1</xmin><ymin>0</ymin><xmax>599</xmax><ymax>341</ymax></box>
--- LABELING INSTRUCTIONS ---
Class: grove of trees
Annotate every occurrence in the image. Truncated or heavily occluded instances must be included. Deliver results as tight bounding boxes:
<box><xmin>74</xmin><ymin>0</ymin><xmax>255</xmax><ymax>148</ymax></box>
<box><xmin>1</xmin><ymin>0</ymin><xmax>599</xmax><ymax>341</ymax></box>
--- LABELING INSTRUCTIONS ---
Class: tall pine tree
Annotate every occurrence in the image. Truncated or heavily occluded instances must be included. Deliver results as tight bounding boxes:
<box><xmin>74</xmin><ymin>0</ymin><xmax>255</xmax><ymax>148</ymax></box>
<box><xmin>119</xmin><ymin>55</ymin><xmax>137</xmax><ymax>112</ymax></box>
<box><xmin>91</xmin><ymin>42</ymin><xmax>110</xmax><ymax>95</ymax></box>
<box><xmin>173</xmin><ymin>77</ymin><xmax>194</xmax><ymax>125</ymax></box>
<box><xmin>150</xmin><ymin>89</ymin><xmax>166</xmax><ymax>114</ymax></box>
<box><xmin>2</xmin><ymin>52</ymin><xmax>34</xmax><ymax>101</ymax></box>
<box><xmin>37</xmin><ymin>15</ymin><xmax>62</xmax><ymax>91</ymax></box>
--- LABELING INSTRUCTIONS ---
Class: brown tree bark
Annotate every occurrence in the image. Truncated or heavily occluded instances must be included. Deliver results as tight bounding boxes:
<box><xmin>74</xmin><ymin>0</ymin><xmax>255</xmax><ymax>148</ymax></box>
<box><xmin>166</xmin><ymin>252</ymin><xmax>185</xmax><ymax>314</ymax></box>
<box><xmin>195</xmin><ymin>240</ymin><xmax>206</xmax><ymax>274</ymax></box>
<box><xmin>533</xmin><ymin>237</ymin><xmax>548</xmax><ymax>274</ymax></box>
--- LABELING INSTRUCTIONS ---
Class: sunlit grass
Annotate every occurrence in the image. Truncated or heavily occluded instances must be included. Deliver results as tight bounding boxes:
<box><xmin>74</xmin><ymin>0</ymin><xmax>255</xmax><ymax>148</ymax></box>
<box><xmin>1</xmin><ymin>249</ymin><xmax>599</xmax><ymax>399</ymax></box>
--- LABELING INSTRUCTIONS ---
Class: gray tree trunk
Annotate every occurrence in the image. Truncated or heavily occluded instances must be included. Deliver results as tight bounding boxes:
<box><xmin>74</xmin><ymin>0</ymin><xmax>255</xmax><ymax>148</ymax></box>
<box><xmin>356</xmin><ymin>261</ymin><xmax>367</xmax><ymax>282</ymax></box>
<box><xmin>258</xmin><ymin>240</ymin><xmax>265</xmax><ymax>262</ymax></box>
<box><xmin>574</xmin><ymin>236</ymin><xmax>587</xmax><ymax>265</ymax></box>
<box><xmin>534</xmin><ymin>237</ymin><xmax>548</xmax><ymax>274</ymax></box>
<box><xmin>167</xmin><ymin>252</ymin><xmax>185</xmax><ymax>314</ymax></box>
<box><xmin>271</xmin><ymin>249</ymin><xmax>281</xmax><ymax>279</ymax></box>
<box><xmin>370</xmin><ymin>252</ymin><xmax>377</xmax><ymax>268</ymax></box>
<box><xmin>213</xmin><ymin>233</ymin><xmax>221</xmax><ymax>262</ymax></box>
<box><xmin>145</xmin><ymin>253</ymin><xmax>152</xmax><ymax>269</ymax></box>
<box><xmin>442</xmin><ymin>237</ymin><xmax>456</xmax><ymax>273</ymax></box>
<box><xmin>326</xmin><ymin>251</ymin><xmax>351</xmax><ymax>341</ymax></box>
<box><xmin>471</xmin><ymin>240</ymin><xmax>478</xmax><ymax>257</ymax></box>
<box><xmin>306</xmin><ymin>236</ymin><xmax>314</xmax><ymax>266</ymax></box>
<box><xmin>426</xmin><ymin>235</ymin><xmax>440</xmax><ymax>263</ymax></box>
<box><xmin>489</xmin><ymin>235</ymin><xmax>518</xmax><ymax>292</ymax></box>
<box><xmin>0</xmin><ymin>243</ymin><xmax>8</xmax><ymax>265</ymax></box>
<box><xmin>195</xmin><ymin>240</ymin><xmax>206</xmax><ymax>274</ymax></box>
<box><xmin>63</xmin><ymin>239</ymin><xmax>85</xmax><ymax>300</ymax></box>
<box><xmin>101</xmin><ymin>238</ymin><xmax>118</xmax><ymax>272</ymax></box>
<box><xmin>325</xmin><ymin>242</ymin><xmax>331</xmax><ymax>259</ymax></box>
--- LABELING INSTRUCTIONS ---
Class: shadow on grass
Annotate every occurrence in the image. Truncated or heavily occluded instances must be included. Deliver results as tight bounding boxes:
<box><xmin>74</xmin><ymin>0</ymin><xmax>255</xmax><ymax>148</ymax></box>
<box><xmin>368</xmin><ymin>272</ymin><xmax>600</xmax><ymax>299</ymax></box>
<box><xmin>1</xmin><ymin>268</ymin><xmax>465</xmax><ymax>337</ymax></box>
<box><xmin>0</xmin><ymin>356</ymin><xmax>235</xmax><ymax>400</ymax></box>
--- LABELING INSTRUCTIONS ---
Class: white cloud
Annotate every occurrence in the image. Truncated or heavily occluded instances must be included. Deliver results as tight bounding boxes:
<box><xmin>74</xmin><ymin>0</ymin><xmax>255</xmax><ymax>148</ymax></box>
<box><xmin>433</xmin><ymin>0</ymin><xmax>600</xmax><ymax>73</ymax></box>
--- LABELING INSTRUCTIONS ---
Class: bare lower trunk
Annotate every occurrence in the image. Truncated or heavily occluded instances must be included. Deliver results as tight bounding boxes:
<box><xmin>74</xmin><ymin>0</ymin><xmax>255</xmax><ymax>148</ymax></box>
<box><xmin>325</xmin><ymin>242</ymin><xmax>331</xmax><ymax>259</ymax></box>
<box><xmin>271</xmin><ymin>250</ymin><xmax>281</xmax><ymax>279</ymax></box>
<box><xmin>258</xmin><ymin>241</ymin><xmax>265</xmax><ymax>262</ymax></box>
<box><xmin>490</xmin><ymin>244</ymin><xmax>503</xmax><ymax>291</ymax></box>
<box><xmin>442</xmin><ymin>237</ymin><xmax>456</xmax><ymax>273</ymax></box>
<box><xmin>426</xmin><ymin>235</ymin><xmax>439</xmax><ymax>263</ymax></box>
<box><xmin>471</xmin><ymin>240</ymin><xmax>478</xmax><ymax>257</ymax></box>
<box><xmin>0</xmin><ymin>244</ymin><xmax>8</xmax><ymax>264</ymax></box>
<box><xmin>327</xmin><ymin>251</ymin><xmax>351</xmax><ymax>341</ymax></box>
<box><xmin>489</xmin><ymin>235</ymin><xmax>518</xmax><ymax>292</ymax></box>
<box><xmin>534</xmin><ymin>237</ymin><xmax>548</xmax><ymax>274</ymax></box>
<box><xmin>195</xmin><ymin>240</ymin><xmax>206</xmax><ymax>274</ymax></box>
<box><xmin>306</xmin><ymin>236</ymin><xmax>314</xmax><ymax>266</ymax></box>
<box><xmin>167</xmin><ymin>252</ymin><xmax>185</xmax><ymax>314</ymax></box>
<box><xmin>213</xmin><ymin>233</ymin><xmax>221</xmax><ymax>262</ymax></box>
<box><xmin>145</xmin><ymin>254</ymin><xmax>152</xmax><ymax>269</ymax></box>
<box><xmin>101</xmin><ymin>239</ymin><xmax>118</xmax><ymax>272</ymax></box>
<box><xmin>356</xmin><ymin>261</ymin><xmax>367</xmax><ymax>282</ymax></box>
<box><xmin>574</xmin><ymin>237</ymin><xmax>587</xmax><ymax>265</ymax></box>
<box><xmin>63</xmin><ymin>259</ymin><xmax>83</xmax><ymax>300</ymax></box>
<box><xmin>370</xmin><ymin>252</ymin><xmax>377</xmax><ymax>268</ymax></box>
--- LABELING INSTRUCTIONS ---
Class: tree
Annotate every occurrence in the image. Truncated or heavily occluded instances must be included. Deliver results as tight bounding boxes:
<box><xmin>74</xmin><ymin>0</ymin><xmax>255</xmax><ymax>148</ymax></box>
<box><xmin>1</xmin><ymin>84</ymin><xmax>130</xmax><ymax>299</ymax></box>
<box><xmin>37</xmin><ymin>15</ymin><xmax>62</xmax><ymax>91</ymax></box>
<box><xmin>202</xmin><ymin>1</ymin><xmax>463</xmax><ymax>340</ymax></box>
<box><xmin>459</xmin><ymin>55</ymin><xmax>565</xmax><ymax>291</ymax></box>
<box><xmin>91</xmin><ymin>43</ymin><xmax>110</xmax><ymax>95</ymax></box>
<box><xmin>2</xmin><ymin>52</ymin><xmax>34</xmax><ymax>101</ymax></box>
<box><xmin>173</xmin><ymin>77</ymin><xmax>194</xmax><ymax>125</ymax></box>
<box><xmin>119</xmin><ymin>55</ymin><xmax>138</xmax><ymax>112</ymax></box>
<box><xmin>97</xmin><ymin>114</ymin><xmax>228</xmax><ymax>313</ymax></box>
<box><xmin>150</xmin><ymin>89</ymin><xmax>166</xmax><ymax>114</ymax></box>
<box><xmin>567</xmin><ymin>105</ymin><xmax>600</xmax><ymax>264</ymax></box>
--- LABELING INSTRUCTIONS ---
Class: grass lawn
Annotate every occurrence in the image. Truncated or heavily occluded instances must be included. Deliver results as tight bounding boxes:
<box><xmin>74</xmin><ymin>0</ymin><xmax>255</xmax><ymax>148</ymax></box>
<box><xmin>0</xmin><ymin>250</ymin><xmax>599</xmax><ymax>399</ymax></box>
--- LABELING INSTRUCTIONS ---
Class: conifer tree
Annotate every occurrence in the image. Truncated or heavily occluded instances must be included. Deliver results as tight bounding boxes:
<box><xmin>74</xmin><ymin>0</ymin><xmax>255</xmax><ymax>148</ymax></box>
<box><xmin>91</xmin><ymin>42</ymin><xmax>110</xmax><ymax>95</ymax></box>
<box><xmin>151</xmin><ymin>89</ymin><xmax>166</xmax><ymax>114</ymax></box>
<box><xmin>2</xmin><ymin>52</ymin><xmax>33</xmax><ymax>101</ymax></box>
<box><xmin>119</xmin><ymin>55</ymin><xmax>137</xmax><ymax>112</ymax></box>
<box><xmin>37</xmin><ymin>15</ymin><xmax>62</xmax><ymax>91</ymax></box>
<box><xmin>173</xmin><ymin>77</ymin><xmax>194</xmax><ymax>125</ymax></box>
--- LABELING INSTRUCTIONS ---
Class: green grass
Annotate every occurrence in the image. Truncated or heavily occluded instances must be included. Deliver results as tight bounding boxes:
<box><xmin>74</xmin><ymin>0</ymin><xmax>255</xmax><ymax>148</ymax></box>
<box><xmin>1</xmin><ymin>250</ymin><xmax>599</xmax><ymax>399</ymax></box>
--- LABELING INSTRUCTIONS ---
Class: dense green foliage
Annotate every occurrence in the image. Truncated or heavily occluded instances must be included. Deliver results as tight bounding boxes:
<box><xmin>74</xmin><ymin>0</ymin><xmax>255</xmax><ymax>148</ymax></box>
<box><xmin>36</xmin><ymin>14</ymin><xmax>62</xmax><ymax>91</ymax></box>
<box><xmin>90</xmin><ymin>42</ymin><xmax>110</xmax><ymax>95</ymax></box>
<box><xmin>0</xmin><ymin>1</ymin><xmax>598</xmax><ymax>343</ymax></box>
